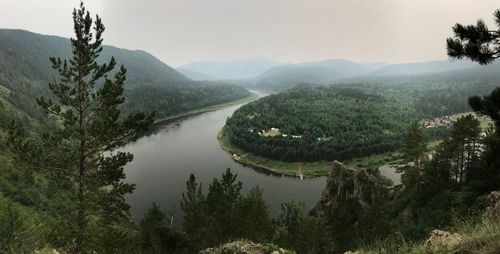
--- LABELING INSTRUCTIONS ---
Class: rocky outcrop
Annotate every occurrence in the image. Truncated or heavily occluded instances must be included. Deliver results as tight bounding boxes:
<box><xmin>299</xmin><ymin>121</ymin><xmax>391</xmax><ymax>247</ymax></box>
<box><xmin>200</xmin><ymin>241</ymin><xmax>294</xmax><ymax>254</ymax></box>
<box><xmin>484</xmin><ymin>191</ymin><xmax>500</xmax><ymax>223</ymax></box>
<box><xmin>312</xmin><ymin>161</ymin><xmax>388</xmax><ymax>217</ymax></box>
<box><xmin>424</xmin><ymin>229</ymin><xmax>463</xmax><ymax>247</ymax></box>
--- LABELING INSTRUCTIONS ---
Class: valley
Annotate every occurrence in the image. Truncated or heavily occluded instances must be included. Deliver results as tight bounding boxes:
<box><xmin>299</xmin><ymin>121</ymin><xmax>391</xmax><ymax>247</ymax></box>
<box><xmin>1</xmin><ymin>2</ymin><xmax>499</xmax><ymax>253</ymax></box>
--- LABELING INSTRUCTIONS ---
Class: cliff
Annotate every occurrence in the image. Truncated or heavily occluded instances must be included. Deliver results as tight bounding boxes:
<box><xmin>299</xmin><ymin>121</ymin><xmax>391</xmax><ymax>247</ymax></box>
<box><xmin>312</xmin><ymin>161</ymin><xmax>388</xmax><ymax>217</ymax></box>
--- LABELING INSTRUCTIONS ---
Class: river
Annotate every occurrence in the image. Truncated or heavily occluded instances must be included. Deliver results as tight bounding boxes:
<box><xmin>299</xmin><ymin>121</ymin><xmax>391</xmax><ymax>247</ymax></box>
<box><xmin>121</xmin><ymin>91</ymin><xmax>327</xmax><ymax>226</ymax></box>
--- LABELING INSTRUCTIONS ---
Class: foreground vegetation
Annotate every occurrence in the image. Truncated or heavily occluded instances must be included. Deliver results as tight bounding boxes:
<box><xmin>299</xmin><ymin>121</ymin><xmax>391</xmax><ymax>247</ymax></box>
<box><xmin>356</xmin><ymin>216</ymin><xmax>500</xmax><ymax>254</ymax></box>
<box><xmin>1</xmin><ymin>3</ymin><xmax>499</xmax><ymax>254</ymax></box>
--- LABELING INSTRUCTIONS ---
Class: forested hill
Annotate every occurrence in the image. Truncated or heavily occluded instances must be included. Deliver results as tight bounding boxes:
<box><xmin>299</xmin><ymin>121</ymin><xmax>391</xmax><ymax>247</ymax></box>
<box><xmin>0</xmin><ymin>29</ymin><xmax>250</xmax><ymax>126</ymax></box>
<box><xmin>254</xmin><ymin>59</ymin><xmax>482</xmax><ymax>92</ymax></box>
<box><xmin>225</xmin><ymin>84</ymin><xmax>415</xmax><ymax>161</ymax></box>
<box><xmin>255</xmin><ymin>59</ymin><xmax>386</xmax><ymax>91</ymax></box>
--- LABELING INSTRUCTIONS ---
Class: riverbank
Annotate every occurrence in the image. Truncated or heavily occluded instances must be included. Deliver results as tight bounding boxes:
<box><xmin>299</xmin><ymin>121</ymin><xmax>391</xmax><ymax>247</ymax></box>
<box><xmin>217</xmin><ymin>127</ymin><xmax>405</xmax><ymax>177</ymax></box>
<box><xmin>217</xmin><ymin>127</ymin><xmax>332</xmax><ymax>177</ymax></box>
<box><xmin>153</xmin><ymin>91</ymin><xmax>259</xmax><ymax>125</ymax></box>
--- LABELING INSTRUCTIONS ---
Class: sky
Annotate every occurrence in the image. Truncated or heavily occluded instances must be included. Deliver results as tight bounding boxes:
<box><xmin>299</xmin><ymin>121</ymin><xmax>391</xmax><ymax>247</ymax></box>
<box><xmin>1</xmin><ymin>0</ymin><xmax>500</xmax><ymax>67</ymax></box>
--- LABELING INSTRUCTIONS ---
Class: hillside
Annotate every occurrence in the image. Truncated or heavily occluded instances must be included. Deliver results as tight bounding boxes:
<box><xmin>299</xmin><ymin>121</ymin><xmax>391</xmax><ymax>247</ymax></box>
<box><xmin>367</xmin><ymin>60</ymin><xmax>477</xmax><ymax>76</ymax></box>
<box><xmin>225</xmin><ymin>84</ymin><xmax>414</xmax><ymax>162</ymax></box>
<box><xmin>255</xmin><ymin>59</ymin><xmax>386</xmax><ymax>91</ymax></box>
<box><xmin>254</xmin><ymin>59</ymin><xmax>486</xmax><ymax>92</ymax></box>
<box><xmin>0</xmin><ymin>29</ymin><xmax>250</xmax><ymax>125</ymax></box>
<box><xmin>177</xmin><ymin>67</ymin><xmax>214</xmax><ymax>80</ymax></box>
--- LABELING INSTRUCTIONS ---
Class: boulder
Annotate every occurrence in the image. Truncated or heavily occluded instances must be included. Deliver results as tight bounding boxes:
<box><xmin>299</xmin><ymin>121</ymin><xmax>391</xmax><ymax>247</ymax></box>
<box><xmin>484</xmin><ymin>191</ymin><xmax>500</xmax><ymax>223</ymax></box>
<box><xmin>200</xmin><ymin>241</ymin><xmax>294</xmax><ymax>254</ymax></box>
<box><xmin>424</xmin><ymin>229</ymin><xmax>463</xmax><ymax>247</ymax></box>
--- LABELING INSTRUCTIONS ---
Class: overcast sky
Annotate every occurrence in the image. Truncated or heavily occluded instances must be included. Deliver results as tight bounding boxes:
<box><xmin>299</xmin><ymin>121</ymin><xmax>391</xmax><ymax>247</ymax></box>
<box><xmin>1</xmin><ymin>0</ymin><xmax>499</xmax><ymax>67</ymax></box>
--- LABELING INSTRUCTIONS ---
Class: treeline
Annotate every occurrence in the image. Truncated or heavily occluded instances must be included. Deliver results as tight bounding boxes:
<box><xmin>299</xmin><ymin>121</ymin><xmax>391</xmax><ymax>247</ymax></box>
<box><xmin>225</xmin><ymin>80</ymin><xmax>496</xmax><ymax>162</ymax></box>
<box><xmin>2</xmin><ymin>109</ymin><xmax>498</xmax><ymax>253</ymax></box>
<box><xmin>123</xmin><ymin>83</ymin><xmax>249</xmax><ymax>118</ymax></box>
<box><xmin>122</xmin><ymin>112</ymin><xmax>500</xmax><ymax>253</ymax></box>
<box><xmin>414</xmin><ymin>81</ymin><xmax>499</xmax><ymax>117</ymax></box>
<box><xmin>225</xmin><ymin>84</ymin><xmax>415</xmax><ymax>161</ymax></box>
<box><xmin>0</xmin><ymin>29</ymin><xmax>250</xmax><ymax>132</ymax></box>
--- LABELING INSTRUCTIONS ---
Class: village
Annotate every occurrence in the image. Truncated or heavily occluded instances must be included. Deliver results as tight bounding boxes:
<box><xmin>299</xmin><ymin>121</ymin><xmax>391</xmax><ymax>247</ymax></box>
<box><xmin>255</xmin><ymin>127</ymin><xmax>303</xmax><ymax>139</ymax></box>
<box><xmin>422</xmin><ymin>114</ymin><xmax>490</xmax><ymax>129</ymax></box>
<box><xmin>254</xmin><ymin>127</ymin><xmax>325</xmax><ymax>142</ymax></box>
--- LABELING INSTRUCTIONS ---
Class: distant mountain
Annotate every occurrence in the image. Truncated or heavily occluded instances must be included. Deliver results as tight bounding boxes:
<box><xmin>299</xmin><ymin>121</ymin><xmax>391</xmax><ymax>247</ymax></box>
<box><xmin>255</xmin><ymin>59</ymin><xmax>387</xmax><ymax>91</ymax></box>
<box><xmin>179</xmin><ymin>58</ymin><xmax>280</xmax><ymax>80</ymax></box>
<box><xmin>367</xmin><ymin>60</ymin><xmax>478</xmax><ymax>76</ymax></box>
<box><xmin>346</xmin><ymin>60</ymin><xmax>500</xmax><ymax>84</ymax></box>
<box><xmin>254</xmin><ymin>58</ymin><xmax>491</xmax><ymax>92</ymax></box>
<box><xmin>177</xmin><ymin>68</ymin><xmax>214</xmax><ymax>81</ymax></box>
<box><xmin>0</xmin><ymin>29</ymin><xmax>250</xmax><ymax>125</ymax></box>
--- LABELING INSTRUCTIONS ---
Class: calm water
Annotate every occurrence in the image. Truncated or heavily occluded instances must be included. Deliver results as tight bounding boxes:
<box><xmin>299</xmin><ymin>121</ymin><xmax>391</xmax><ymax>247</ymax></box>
<box><xmin>379</xmin><ymin>165</ymin><xmax>402</xmax><ymax>185</ymax></box>
<box><xmin>121</xmin><ymin>91</ymin><xmax>327</xmax><ymax>226</ymax></box>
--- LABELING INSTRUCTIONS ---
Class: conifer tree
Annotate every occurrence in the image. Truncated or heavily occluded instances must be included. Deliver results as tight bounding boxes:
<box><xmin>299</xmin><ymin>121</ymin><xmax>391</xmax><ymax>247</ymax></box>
<box><xmin>401</xmin><ymin>121</ymin><xmax>427</xmax><ymax>198</ymax></box>
<box><xmin>447</xmin><ymin>10</ymin><xmax>500</xmax><ymax>189</ymax></box>
<box><xmin>35</xmin><ymin>2</ymin><xmax>153</xmax><ymax>252</ymax></box>
<box><xmin>180</xmin><ymin>174</ymin><xmax>206</xmax><ymax>249</ymax></box>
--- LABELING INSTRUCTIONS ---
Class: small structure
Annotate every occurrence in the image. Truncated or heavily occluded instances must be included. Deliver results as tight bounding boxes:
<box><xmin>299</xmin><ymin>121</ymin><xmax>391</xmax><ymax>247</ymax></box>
<box><xmin>423</xmin><ymin>120</ymin><xmax>431</xmax><ymax>128</ymax></box>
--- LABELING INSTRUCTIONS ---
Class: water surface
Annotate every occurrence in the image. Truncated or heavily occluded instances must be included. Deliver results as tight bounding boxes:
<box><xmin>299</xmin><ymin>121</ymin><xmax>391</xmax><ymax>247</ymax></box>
<box><xmin>121</xmin><ymin>91</ymin><xmax>327</xmax><ymax>226</ymax></box>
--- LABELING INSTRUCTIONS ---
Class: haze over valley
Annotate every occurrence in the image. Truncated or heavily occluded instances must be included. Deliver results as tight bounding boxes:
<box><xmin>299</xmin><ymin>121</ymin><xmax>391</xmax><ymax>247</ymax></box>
<box><xmin>0</xmin><ymin>1</ymin><xmax>499</xmax><ymax>254</ymax></box>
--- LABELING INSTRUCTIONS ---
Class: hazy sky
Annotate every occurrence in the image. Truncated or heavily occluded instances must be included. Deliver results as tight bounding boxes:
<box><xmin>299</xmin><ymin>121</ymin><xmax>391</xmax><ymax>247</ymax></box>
<box><xmin>1</xmin><ymin>0</ymin><xmax>499</xmax><ymax>67</ymax></box>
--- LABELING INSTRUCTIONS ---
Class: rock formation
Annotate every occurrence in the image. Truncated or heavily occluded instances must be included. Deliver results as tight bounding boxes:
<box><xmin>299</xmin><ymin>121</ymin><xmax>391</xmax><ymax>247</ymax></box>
<box><xmin>312</xmin><ymin>161</ymin><xmax>388</xmax><ymax>217</ymax></box>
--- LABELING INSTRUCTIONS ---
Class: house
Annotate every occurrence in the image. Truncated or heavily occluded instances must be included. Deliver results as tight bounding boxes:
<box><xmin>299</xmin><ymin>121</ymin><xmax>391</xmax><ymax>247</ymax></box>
<box><xmin>423</xmin><ymin>120</ymin><xmax>431</xmax><ymax>128</ymax></box>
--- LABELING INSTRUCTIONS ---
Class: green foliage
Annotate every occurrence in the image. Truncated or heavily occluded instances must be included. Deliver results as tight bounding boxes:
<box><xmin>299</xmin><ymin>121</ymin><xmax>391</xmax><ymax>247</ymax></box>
<box><xmin>139</xmin><ymin>203</ymin><xmax>188</xmax><ymax>254</ymax></box>
<box><xmin>235</xmin><ymin>187</ymin><xmax>273</xmax><ymax>243</ymax></box>
<box><xmin>5</xmin><ymin>3</ymin><xmax>154</xmax><ymax>252</ymax></box>
<box><xmin>273</xmin><ymin>200</ymin><xmax>335</xmax><ymax>254</ymax></box>
<box><xmin>447</xmin><ymin>9</ymin><xmax>500</xmax><ymax>65</ymax></box>
<box><xmin>180</xmin><ymin>169</ymin><xmax>273</xmax><ymax>252</ymax></box>
<box><xmin>446</xmin><ymin>9</ymin><xmax>500</xmax><ymax>192</ymax></box>
<box><xmin>402</xmin><ymin>121</ymin><xmax>427</xmax><ymax>167</ymax></box>
<box><xmin>226</xmin><ymin>84</ymin><xmax>414</xmax><ymax>162</ymax></box>
<box><xmin>0</xmin><ymin>27</ymin><xmax>249</xmax><ymax>133</ymax></box>
<box><xmin>180</xmin><ymin>174</ymin><xmax>206</xmax><ymax>247</ymax></box>
<box><xmin>0</xmin><ymin>199</ymin><xmax>44</xmax><ymax>253</ymax></box>
<box><xmin>124</xmin><ymin>83</ymin><xmax>250</xmax><ymax>119</ymax></box>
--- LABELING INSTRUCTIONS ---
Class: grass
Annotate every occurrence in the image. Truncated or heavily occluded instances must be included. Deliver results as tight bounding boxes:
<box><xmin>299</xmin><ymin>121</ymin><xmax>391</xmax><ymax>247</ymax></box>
<box><xmin>344</xmin><ymin>152</ymin><xmax>403</xmax><ymax>171</ymax></box>
<box><xmin>451</xmin><ymin>112</ymin><xmax>494</xmax><ymax>130</ymax></box>
<box><xmin>217</xmin><ymin>128</ymin><xmax>332</xmax><ymax>177</ymax></box>
<box><xmin>218</xmin><ymin>128</ymin><xmax>405</xmax><ymax>177</ymax></box>
<box><xmin>356</xmin><ymin>218</ymin><xmax>500</xmax><ymax>254</ymax></box>
<box><xmin>201</xmin><ymin>239</ymin><xmax>295</xmax><ymax>254</ymax></box>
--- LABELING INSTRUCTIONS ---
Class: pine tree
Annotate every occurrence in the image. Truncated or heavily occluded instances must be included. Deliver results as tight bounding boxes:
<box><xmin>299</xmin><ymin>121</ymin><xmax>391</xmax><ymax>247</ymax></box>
<box><xmin>447</xmin><ymin>10</ymin><xmax>500</xmax><ymax>189</ymax></box>
<box><xmin>401</xmin><ymin>121</ymin><xmax>427</xmax><ymax>198</ymax></box>
<box><xmin>205</xmin><ymin>168</ymin><xmax>243</xmax><ymax>244</ymax></box>
<box><xmin>35</xmin><ymin>3</ymin><xmax>153</xmax><ymax>252</ymax></box>
<box><xmin>180</xmin><ymin>174</ymin><xmax>206</xmax><ymax>249</ymax></box>
<box><xmin>236</xmin><ymin>186</ymin><xmax>272</xmax><ymax>242</ymax></box>
<box><xmin>402</xmin><ymin>121</ymin><xmax>427</xmax><ymax>169</ymax></box>
<box><xmin>140</xmin><ymin>203</ymin><xmax>166</xmax><ymax>253</ymax></box>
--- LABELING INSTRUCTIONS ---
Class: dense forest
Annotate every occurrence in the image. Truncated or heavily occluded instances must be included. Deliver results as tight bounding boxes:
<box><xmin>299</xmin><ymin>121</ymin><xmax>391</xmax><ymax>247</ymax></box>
<box><xmin>224</xmin><ymin>79</ymin><xmax>495</xmax><ymax>162</ymax></box>
<box><xmin>0</xmin><ymin>29</ymin><xmax>250</xmax><ymax>129</ymax></box>
<box><xmin>0</xmin><ymin>3</ymin><xmax>499</xmax><ymax>254</ymax></box>
<box><xmin>225</xmin><ymin>84</ymin><xmax>414</xmax><ymax>161</ymax></box>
